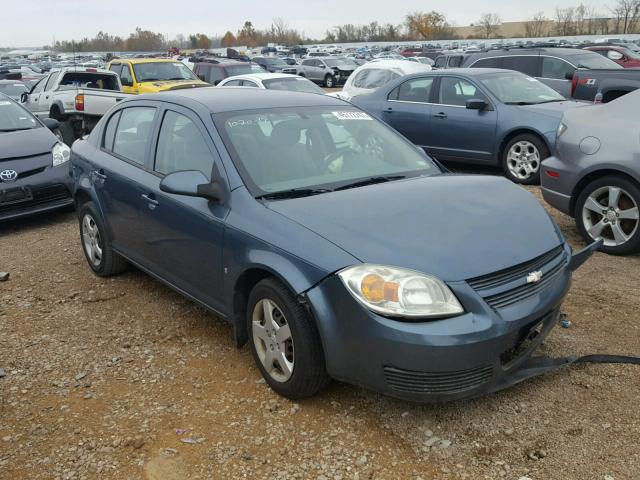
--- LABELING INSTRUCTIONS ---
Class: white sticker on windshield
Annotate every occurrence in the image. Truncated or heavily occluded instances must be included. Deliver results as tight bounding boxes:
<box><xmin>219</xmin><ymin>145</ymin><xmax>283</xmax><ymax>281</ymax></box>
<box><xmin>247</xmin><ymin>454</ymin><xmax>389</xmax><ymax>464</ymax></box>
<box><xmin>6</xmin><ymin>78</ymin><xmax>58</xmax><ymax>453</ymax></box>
<box><xmin>332</xmin><ymin>111</ymin><xmax>372</xmax><ymax>121</ymax></box>
<box><xmin>0</xmin><ymin>101</ymin><xmax>11</xmax><ymax>106</ymax></box>
<box><xmin>526</xmin><ymin>77</ymin><xmax>539</xmax><ymax>82</ymax></box>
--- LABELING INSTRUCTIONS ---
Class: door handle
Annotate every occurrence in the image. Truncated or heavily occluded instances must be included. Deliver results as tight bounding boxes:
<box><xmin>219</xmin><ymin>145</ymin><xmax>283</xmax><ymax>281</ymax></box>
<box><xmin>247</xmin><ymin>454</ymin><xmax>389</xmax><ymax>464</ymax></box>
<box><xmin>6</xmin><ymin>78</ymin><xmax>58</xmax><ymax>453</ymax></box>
<box><xmin>384</xmin><ymin>107</ymin><xmax>393</xmax><ymax>113</ymax></box>
<box><xmin>141</xmin><ymin>193</ymin><xmax>159</xmax><ymax>208</ymax></box>
<box><xmin>91</xmin><ymin>169</ymin><xmax>107</xmax><ymax>181</ymax></box>
<box><xmin>433</xmin><ymin>112</ymin><xmax>447</xmax><ymax>119</ymax></box>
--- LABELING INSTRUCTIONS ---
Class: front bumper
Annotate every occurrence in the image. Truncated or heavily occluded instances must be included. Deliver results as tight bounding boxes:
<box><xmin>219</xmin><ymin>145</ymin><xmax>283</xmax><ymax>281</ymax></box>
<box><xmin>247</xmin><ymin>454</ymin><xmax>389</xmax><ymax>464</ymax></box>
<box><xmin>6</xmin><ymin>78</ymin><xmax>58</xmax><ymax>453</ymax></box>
<box><xmin>540</xmin><ymin>156</ymin><xmax>577</xmax><ymax>216</ymax></box>
<box><xmin>306</xmin><ymin>243</ymin><xmax>595</xmax><ymax>403</ymax></box>
<box><xmin>0</xmin><ymin>164</ymin><xmax>73</xmax><ymax>221</ymax></box>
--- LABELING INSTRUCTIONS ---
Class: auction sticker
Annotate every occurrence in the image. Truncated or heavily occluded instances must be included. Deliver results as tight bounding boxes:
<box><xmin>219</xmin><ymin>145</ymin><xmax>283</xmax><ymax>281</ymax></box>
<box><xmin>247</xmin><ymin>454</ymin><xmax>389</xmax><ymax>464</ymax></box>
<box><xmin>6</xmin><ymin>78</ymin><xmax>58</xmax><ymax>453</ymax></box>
<box><xmin>332</xmin><ymin>111</ymin><xmax>372</xmax><ymax>120</ymax></box>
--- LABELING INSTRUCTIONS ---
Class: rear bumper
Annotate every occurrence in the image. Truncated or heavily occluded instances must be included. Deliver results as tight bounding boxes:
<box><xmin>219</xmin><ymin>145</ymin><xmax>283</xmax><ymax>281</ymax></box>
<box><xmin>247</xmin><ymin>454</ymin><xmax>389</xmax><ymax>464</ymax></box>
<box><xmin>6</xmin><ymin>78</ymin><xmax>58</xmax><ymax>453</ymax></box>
<box><xmin>305</xmin><ymin>245</ymin><xmax>576</xmax><ymax>403</ymax></box>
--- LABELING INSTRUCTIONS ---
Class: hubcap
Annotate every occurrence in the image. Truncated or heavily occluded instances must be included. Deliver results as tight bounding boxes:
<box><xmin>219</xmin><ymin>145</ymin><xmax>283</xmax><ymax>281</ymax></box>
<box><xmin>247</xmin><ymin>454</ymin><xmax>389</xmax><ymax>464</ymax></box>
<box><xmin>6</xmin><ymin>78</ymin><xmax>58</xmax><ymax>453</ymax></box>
<box><xmin>252</xmin><ymin>299</ymin><xmax>294</xmax><ymax>383</ymax></box>
<box><xmin>507</xmin><ymin>141</ymin><xmax>541</xmax><ymax>180</ymax></box>
<box><xmin>582</xmin><ymin>186</ymin><xmax>639</xmax><ymax>247</ymax></box>
<box><xmin>81</xmin><ymin>214</ymin><xmax>103</xmax><ymax>267</ymax></box>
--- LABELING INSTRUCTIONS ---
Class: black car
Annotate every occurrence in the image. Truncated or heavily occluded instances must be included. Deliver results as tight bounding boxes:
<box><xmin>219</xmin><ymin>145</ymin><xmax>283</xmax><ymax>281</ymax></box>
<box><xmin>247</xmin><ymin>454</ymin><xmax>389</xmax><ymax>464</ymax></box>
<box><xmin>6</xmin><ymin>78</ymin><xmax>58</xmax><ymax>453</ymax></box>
<box><xmin>193</xmin><ymin>60</ymin><xmax>265</xmax><ymax>85</ymax></box>
<box><xmin>0</xmin><ymin>94</ymin><xmax>73</xmax><ymax>221</ymax></box>
<box><xmin>251</xmin><ymin>56</ymin><xmax>291</xmax><ymax>73</ymax></box>
<box><xmin>434</xmin><ymin>47</ymin><xmax>622</xmax><ymax>97</ymax></box>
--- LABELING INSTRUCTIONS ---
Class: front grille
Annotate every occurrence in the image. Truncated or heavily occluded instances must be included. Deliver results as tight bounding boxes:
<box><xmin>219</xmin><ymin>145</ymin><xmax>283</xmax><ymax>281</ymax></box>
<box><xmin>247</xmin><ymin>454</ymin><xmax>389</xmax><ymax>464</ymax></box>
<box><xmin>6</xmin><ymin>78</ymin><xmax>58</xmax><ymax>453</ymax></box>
<box><xmin>383</xmin><ymin>364</ymin><xmax>493</xmax><ymax>394</ymax></box>
<box><xmin>0</xmin><ymin>183</ymin><xmax>71</xmax><ymax>216</ymax></box>
<box><xmin>467</xmin><ymin>246</ymin><xmax>567</xmax><ymax>309</ymax></box>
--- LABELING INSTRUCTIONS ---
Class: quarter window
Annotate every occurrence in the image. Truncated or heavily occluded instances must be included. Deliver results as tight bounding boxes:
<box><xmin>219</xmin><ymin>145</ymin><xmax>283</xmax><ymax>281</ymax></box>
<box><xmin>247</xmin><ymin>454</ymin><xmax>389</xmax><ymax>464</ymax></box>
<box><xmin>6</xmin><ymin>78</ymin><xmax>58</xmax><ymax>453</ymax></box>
<box><xmin>471</xmin><ymin>57</ymin><xmax>502</xmax><ymax>69</ymax></box>
<box><xmin>112</xmin><ymin>107</ymin><xmax>156</xmax><ymax>165</ymax></box>
<box><xmin>396</xmin><ymin>78</ymin><xmax>434</xmax><ymax>103</ymax></box>
<box><xmin>155</xmin><ymin>111</ymin><xmax>215</xmax><ymax>178</ymax></box>
<box><xmin>541</xmin><ymin>57</ymin><xmax>575</xmax><ymax>80</ymax></box>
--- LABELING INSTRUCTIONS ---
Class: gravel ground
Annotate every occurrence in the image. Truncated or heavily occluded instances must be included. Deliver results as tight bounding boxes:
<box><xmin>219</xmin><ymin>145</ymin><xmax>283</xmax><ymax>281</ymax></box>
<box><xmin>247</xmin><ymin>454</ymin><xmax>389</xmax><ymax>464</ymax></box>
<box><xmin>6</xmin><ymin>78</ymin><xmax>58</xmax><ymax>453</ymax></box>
<box><xmin>1</xmin><ymin>186</ymin><xmax>639</xmax><ymax>480</ymax></box>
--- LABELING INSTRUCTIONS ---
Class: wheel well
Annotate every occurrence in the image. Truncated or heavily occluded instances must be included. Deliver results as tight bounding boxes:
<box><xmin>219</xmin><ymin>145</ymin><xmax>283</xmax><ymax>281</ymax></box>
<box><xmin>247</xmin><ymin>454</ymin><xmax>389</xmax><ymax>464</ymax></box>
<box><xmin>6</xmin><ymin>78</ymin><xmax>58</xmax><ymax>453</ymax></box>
<box><xmin>570</xmin><ymin>169</ymin><xmax>640</xmax><ymax>216</ymax></box>
<box><xmin>499</xmin><ymin>130</ymin><xmax>548</xmax><ymax>161</ymax></box>
<box><xmin>49</xmin><ymin>104</ymin><xmax>62</xmax><ymax>120</ymax></box>
<box><xmin>232</xmin><ymin>268</ymin><xmax>275</xmax><ymax>347</ymax></box>
<box><xmin>74</xmin><ymin>190</ymin><xmax>92</xmax><ymax>212</ymax></box>
<box><xmin>602</xmin><ymin>89</ymin><xmax>632</xmax><ymax>103</ymax></box>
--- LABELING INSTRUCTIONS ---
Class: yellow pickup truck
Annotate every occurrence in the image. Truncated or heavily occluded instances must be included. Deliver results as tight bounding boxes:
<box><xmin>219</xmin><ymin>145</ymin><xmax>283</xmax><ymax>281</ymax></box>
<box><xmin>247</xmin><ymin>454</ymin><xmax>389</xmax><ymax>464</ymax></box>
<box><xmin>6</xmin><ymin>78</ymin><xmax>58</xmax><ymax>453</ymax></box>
<box><xmin>107</xmin><ymin>58</ymin><xmax>208</xmax><ymax>94</ymax></box>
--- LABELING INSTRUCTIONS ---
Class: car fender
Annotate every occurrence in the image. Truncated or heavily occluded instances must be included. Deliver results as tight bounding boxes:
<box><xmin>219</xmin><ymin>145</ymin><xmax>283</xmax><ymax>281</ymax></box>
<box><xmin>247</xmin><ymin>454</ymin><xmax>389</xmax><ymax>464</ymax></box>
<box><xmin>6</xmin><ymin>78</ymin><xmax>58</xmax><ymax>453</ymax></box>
<box><xmin>50</xmin><ymin>99</ymin><xmax>66</xmax><ymax>118</ymax></box>
<box><xmin>498</xmin><ymin>125</ymin><xmax>554</xmax><ymax>159</ymax></box>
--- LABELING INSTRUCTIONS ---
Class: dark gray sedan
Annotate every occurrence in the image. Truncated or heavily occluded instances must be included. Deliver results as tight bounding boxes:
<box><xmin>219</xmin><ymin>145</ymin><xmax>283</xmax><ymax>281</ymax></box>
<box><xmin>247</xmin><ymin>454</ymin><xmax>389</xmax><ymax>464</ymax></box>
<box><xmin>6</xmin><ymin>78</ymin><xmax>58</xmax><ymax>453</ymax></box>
<box><xmin>541</xmin><ymin>90</ymin><xmax>640</xmax><ymax>255</ymax></box>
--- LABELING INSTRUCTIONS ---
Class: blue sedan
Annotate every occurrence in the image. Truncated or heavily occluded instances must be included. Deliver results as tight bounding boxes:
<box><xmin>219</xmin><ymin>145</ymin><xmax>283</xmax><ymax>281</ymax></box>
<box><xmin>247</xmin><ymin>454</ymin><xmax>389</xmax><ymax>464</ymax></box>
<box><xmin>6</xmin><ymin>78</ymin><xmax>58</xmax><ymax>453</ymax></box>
<box><xmin>70</xmin><ymin>88</ymin><xmax>596</xmax><ymax>402</ymax></box>
<box><xmin>352</xmin><ymin>68</ymin><xmax>585</xmax><ymax>185</ymax></box>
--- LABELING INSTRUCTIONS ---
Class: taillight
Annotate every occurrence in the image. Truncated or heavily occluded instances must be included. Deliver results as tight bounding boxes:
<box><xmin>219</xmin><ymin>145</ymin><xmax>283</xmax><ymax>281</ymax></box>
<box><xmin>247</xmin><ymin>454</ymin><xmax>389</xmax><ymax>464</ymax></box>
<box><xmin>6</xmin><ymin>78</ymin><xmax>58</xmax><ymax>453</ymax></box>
<box><xmin>570</xmin><ymin>73</ymin><xmax>578</xmax><ymax>97</ymax></box>
<box><xmin>75</xmin><ymin>94</ymin><xmax>85</xmax><ymax>111</ymax></box>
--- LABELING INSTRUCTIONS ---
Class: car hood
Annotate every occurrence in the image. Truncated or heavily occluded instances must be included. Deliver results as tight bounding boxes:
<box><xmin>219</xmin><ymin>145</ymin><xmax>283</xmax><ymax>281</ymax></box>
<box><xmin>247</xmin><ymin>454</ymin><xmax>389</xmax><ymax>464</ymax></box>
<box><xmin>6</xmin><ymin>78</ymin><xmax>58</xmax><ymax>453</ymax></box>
<box><xmin>138</xmin><ymin>79</ymin><xmax>209</xmax><ymax>92</ymax></box>
<box><xmin>266</xmin><ymin>175</ymin><xmax>563</xmax><ymax>282</ymax></box>
<box><xmin>0</xmin><ymin>127</ymin><xmax>56</xmax><ymax>160</ymax></box>
<box><xmin>515</xmin><ymin>100</ymin><xmax>586</xmax><ymax>120</ymax></box>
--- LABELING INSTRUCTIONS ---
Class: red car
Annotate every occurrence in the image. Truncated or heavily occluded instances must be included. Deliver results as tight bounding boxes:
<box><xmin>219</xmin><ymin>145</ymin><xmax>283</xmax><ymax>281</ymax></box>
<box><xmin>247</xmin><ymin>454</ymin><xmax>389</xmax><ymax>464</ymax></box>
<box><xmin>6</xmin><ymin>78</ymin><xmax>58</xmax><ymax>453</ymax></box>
<box><xmin>584</xmin><ymin>46</ymin><xmax>640</xmax><ymax>68</ymax></box>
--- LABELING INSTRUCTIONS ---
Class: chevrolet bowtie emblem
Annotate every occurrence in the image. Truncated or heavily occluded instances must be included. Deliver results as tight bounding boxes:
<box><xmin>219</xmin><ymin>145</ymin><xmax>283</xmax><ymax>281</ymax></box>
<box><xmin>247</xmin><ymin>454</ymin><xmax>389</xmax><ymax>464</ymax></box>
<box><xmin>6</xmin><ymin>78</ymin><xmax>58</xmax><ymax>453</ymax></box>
<box><xmin>526</xmin><ymin>270</ymin><xmax>543</xmax><ymax>284</ymax></box>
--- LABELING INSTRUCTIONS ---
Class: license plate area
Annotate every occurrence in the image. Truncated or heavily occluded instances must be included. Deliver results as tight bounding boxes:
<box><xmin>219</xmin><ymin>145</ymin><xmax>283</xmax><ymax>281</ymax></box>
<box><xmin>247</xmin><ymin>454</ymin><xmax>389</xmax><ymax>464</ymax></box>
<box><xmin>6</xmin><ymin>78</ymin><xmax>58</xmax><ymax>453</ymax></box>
<box><xmin>0</xmin><ymin>187</ymin><xmax>33</xmax><ymax>205</ymax></box>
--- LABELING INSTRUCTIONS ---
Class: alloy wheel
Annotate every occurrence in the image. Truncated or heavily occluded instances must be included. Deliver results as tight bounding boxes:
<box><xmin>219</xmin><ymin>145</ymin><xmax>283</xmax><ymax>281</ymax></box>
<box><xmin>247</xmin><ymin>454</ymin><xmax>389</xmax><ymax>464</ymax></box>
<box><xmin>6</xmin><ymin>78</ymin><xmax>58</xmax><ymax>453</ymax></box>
<box><xmin>81</xmin><ymin>213</ymin><xmax>103</xmax><ymax>267</ymax></box>
<box><xmin>507</xmin><ymin>141</ymin><xmax>540</xmax><ymax>180</ymax></box>
<box><xmin>582</xmin><ymin>186</ymin><xmax>639</xmax><ymax>247</ymax></box>
<box><xmin>251</xmin><ymin>298</ymin><xmax>295</xmax><ymax>382</ymax></box>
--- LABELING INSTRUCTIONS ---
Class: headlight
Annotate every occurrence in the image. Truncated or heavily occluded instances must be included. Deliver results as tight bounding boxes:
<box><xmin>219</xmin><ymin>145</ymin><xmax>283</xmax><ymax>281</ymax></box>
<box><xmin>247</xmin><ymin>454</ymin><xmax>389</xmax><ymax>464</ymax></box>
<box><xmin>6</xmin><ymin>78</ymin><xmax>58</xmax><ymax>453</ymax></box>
<box><xmin>338</xmin><ymin>264</ymin><xmax>464</xmax><ymax>319</ymax></box>
<box><xmin>557</xmin><ymin>122</ymin><xmax>568</xmax><ymax>138</ymax></box>
<box><xmin>52</xmin><ymin>142</ymin><xmax>70</xmax><ymax>166</ymax></box>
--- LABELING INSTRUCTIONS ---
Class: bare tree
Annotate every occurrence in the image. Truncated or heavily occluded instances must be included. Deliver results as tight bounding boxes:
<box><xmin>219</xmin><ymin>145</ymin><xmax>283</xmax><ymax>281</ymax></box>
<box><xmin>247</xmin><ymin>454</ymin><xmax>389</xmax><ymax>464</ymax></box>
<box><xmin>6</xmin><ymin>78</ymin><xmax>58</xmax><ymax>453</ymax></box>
<box><xmin>555</xmin><ymin>7</ymin><xmax>576</xmax><ymax>35</ymax></box>
<box><xmin>610</xmin><ymin>0</ymin><xmax>640</xmax><ymax>33</ymax></box>
<box><xmin>525</xmin><ymin>12</ymin><xmax>548</xmax><ymax>37</ymax></box>
<box><xmin>475</xmin><ymin>13</ymin><xmax>502</xmax><ymax>39</ymax></box>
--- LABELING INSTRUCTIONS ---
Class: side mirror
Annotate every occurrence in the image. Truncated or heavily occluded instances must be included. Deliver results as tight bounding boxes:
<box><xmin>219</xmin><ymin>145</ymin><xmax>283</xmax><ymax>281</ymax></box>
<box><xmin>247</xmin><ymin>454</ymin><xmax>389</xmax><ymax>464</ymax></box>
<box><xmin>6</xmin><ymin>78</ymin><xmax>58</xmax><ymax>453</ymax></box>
<box><xmin>466</xmin><ymin>99</ymin><xmax>488</xmax><ymax>110</ymax></box>
<box><xmin>20</xmin><ymin>92</ymin><xmax>28</xmax><ymax>103</ymax></box>
<box><xmin>160</xmin><ymin>170</ymin><xmax>224</xmax><ymax>202</ymax></box>
<box><xmin>42</xmin><ymin>118</ymin><xmax>59</xmax><ymax>131</ymax></box>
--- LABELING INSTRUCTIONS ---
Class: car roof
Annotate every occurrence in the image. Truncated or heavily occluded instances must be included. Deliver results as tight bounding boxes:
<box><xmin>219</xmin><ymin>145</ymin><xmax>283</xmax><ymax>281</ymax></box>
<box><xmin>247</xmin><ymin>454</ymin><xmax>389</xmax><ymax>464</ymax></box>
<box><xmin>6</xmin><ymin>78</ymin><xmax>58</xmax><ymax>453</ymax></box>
<box><xmin>223</xmin><ymin>73</ymin><xmax>299</xmax><ymax>82</ymax></box>
<box><xmin>113</xmin><ymin>58</ymin><xmax>178</xmax><ymax>64</ymax></box>
<box><xmin>463</xmin><ymin>47</ymin><xmax>590</xmax><ymax>58</ymax></box>
<box><xmin>0</xmin><ymin>79</ymin><xmax>26</xmax><ymax>84</ymax></box>
<box><xmin>136</xmin><ymin>87</ymin><xmax>346</xmax><ymax>113</ymax></box>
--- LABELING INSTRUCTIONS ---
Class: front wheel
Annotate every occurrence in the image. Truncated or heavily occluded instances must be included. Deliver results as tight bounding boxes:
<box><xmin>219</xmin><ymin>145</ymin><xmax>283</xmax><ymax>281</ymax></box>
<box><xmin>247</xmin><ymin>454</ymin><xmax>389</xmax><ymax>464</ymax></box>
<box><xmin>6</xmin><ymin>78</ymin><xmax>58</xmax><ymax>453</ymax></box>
<box><xmin>575</xmin><ymin>176</ymin><xmax>640</xmax><ymax>255</ymax></box>
<box><xmin>78</xmin><ymin>202</ymin><xmax>128</xmax><ymax>276</ymax></box>
<box><xmin>501</xmin><ymin>134</ymin><xmax>548</xmax><ymax>185</ymax></box>
<box><xmin>324</xmin><ymin>74</ymin><xmax>335</xmax><ymax>88</ymax></box>
<box><xmin>247</xmin><ymin>278</ymin><xmax>330</xmax><ymax>399</ymax></box>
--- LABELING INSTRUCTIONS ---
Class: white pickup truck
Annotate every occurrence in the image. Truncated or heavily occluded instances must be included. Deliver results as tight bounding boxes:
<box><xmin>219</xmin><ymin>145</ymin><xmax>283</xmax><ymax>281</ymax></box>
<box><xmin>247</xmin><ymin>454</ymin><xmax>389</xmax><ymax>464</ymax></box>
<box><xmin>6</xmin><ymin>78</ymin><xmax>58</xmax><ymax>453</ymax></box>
<box><xmin>20</xmin><ymin>67</ymin><xmax>128</xmax><ymax>145</ymax></box>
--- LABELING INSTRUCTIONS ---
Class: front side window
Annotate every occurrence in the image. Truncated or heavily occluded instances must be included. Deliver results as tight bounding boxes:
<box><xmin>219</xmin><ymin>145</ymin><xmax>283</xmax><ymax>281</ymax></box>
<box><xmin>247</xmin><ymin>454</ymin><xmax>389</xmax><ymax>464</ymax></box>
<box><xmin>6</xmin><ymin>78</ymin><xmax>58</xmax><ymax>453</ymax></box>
<box><xmin>396</xmin><ymin>77</ymin><xmax>434</xmax><ymax>103</ymax></box>
<box><xmin>132</xmin><ymin>62</ymin><xmax>198</xmax><ymax>82</ymax></box>
<box><xmin>222</xmin><ymin>80</ymin><xmax>243</xmax><ymax>86</ymax></box>
<box><xmin>112</xmin><ymin>107</ymin><xmax>156</xmax><ymax>165</ymax></box>
<box><xmin>216</xmin><ymin>107</ymin><xmax>438</xmax><ymax>195</ymax></box>
<box><xmin>120</xmin><ymin>65</ymin><xmax>133</xmax><ymax>84</ymax></box>
<box><xmin>448</xmin><ymin>56</ymin><xmax>464</xmax><ymax>67</ymax></box>
<box><xmin>437</xmin><ymin>77</ymin><xmax>484</xmax><ymax>106</ymax></box>
<box><xmin>44</xmin><ymin>71</ymin><xmax>60</xmax><ymax>91</ymax></box>
<box><xmin>155</xmin><ymin>111</ymin><xmax>214</xmax><ymax>178</ymax></box>
<box><xmin>434</xmin><ymin>56</ymin><xmax>447</xmax><ymax>68</ymax></box>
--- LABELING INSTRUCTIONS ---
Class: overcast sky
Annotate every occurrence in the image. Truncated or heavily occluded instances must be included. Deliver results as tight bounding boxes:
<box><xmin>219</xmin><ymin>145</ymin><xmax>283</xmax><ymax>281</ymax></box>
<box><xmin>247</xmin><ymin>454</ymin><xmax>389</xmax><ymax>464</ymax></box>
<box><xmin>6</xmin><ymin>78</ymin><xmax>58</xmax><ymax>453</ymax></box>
<box><xmin>2</xmin><ymin>0</ymin><xmax>607</xmax><ymax>47</ymax></box>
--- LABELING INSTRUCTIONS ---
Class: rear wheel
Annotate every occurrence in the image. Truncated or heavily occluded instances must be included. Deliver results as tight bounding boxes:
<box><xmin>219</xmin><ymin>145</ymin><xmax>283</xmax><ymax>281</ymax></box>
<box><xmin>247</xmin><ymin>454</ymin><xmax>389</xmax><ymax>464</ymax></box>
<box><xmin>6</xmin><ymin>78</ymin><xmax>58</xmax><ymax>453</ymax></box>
<box><xmin>324</xmin><ymin>74</ymin><xmax>335</xmax><ymax>88</ymax></box>
<box><xmin>575</xmin><ymin>176</ymin><xmax>640</xmax><ymax>255</ymax></box>
<box><xmin>247</xmin><ymin>278</ymin><xmax>330</xmax><ymax>399</ymax></box>
<box><xmin>78</xmin><ymin>202</ymin><xmax>128</xmax><ymax>276</ymax></box>
<box><xmin>501</xmin><ymin>134</ymin><xmax>548</xmax><ymax>185</ymax></box>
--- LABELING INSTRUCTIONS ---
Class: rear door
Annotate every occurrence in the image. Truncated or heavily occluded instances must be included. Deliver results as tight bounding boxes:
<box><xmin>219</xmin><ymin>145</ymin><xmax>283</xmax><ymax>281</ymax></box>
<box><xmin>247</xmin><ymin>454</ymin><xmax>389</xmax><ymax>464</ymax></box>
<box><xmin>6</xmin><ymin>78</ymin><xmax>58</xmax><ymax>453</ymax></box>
<box><xmin>91</xmin><ymin>104</ymin><xmax>159</xmax><ymax>258</ymax></box>
<box><xmin>427</xmin><ymin>76</ymin><xmax>497</xmax><ymax>162</ymax></box>
<box><xmin>137</xmin><ymin>106</ymin><xmax>229</xmax><ymax>311</ymax></box>
<box><xmin>383</xmin><ymin>77</ymin><xmax>434</xmax><ymax>146</ymax></box>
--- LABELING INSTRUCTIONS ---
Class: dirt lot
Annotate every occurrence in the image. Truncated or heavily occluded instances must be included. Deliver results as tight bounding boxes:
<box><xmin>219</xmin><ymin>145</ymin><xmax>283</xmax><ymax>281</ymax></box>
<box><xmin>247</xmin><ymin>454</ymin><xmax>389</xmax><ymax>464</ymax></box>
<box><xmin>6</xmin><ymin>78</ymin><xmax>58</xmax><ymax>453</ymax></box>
<box><xmin>1</xmin><ymin>186</ymin><xmax>639</xmax><ymax>480</ymax></box>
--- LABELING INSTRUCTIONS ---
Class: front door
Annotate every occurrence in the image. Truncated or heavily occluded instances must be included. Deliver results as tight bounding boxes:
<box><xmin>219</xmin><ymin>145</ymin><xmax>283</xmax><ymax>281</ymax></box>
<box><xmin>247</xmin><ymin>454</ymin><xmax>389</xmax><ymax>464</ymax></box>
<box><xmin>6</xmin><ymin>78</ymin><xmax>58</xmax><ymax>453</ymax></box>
<box><xmin>383</xmin><ymin>76</ymin><xmax>434</xmax><ymax>146</ymax></box>
<box><xmin>427</xmin><ymin>76</ymin><xmax>497</xmax><ymax>162</ymax></box>
<box><xmin>138</xmin><ymin>106</ymin><xmax>228</xmax><ymax>311</ymax></box>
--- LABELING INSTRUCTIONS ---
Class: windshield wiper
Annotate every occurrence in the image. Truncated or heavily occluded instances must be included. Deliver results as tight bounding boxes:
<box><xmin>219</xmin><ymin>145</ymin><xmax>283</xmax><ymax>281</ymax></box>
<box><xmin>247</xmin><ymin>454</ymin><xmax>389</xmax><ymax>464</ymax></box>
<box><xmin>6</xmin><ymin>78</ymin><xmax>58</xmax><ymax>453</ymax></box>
<box><xmin>504</xmin><ymin>101</ymin><xmax>537</xmax><ymax>105</ymax></box>
<box><xmin>535</xmin><ymin>99</ymin><xmax>565</xmax><ymax>104</ymax></box>
<box><xmin>0</xmin><ymin>127</ymin><xmax>33</xmax><ymax>132</ymax></box>
<box><xmin>256</xmin><ymin>188</ymin><xmax>332</xmax><ymax>200</ymax></box>
<box><xmin>334</xmin><ymin>175</ymin><xmax>407</xmax><ymax>191</ymax></box>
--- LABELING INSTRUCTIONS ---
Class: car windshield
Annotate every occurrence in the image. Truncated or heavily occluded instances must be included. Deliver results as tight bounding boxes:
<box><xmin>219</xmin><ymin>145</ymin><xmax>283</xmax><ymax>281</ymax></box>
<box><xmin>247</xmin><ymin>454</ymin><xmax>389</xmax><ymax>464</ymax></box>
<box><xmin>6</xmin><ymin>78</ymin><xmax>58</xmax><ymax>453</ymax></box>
<box><xmin>479</xmin><ymin>72</ymin><xmax>565</xmax><ymax>104</ymax></box>
<box><xmin>0</xmin><ymin>99</ymin><xmax>39</xmax><ymax>131</ymax></box>
<box><xmin>132</xmin><ymin>62</ymin><xmax>198</xmax><ymax>82</ymax></box>
<box><xmin>216</xmin><ymin>107</ymin><xmax>438</xmax><ymax>196</ymax></box>
<box><xmin>323</xmin><ymin>59</ymin><xmax>349</xmax><ymax>68</ymax></box>
<box><xmin>0</xmin><ymin>83</ymin><xmax>28</xmax><ymax>97</ymax></box>
<box><xmin>262</xmin><ymin>77</ymin><xmax>324</xmax><ymax>94</ymax></box>
<box><xmin>569</xmin><ymin>53</ymin><xmax>623</xmax><ymax>69</ymax></box>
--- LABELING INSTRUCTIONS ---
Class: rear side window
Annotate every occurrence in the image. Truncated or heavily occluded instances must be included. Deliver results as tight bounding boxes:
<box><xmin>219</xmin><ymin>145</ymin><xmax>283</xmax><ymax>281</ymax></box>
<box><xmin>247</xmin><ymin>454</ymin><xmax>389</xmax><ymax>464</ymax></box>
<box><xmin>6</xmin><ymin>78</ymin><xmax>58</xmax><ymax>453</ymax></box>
<box><xmin>112</xmin><ymin>107</ymin><xmax>156</xmax><ymax>165</ymax></box>
<box><xmin>502</xmin><ymin>56</ymin><xmax>539</xmax><ymax>77</ymax></box>
<box><xmin>396</xmin><ymin>77</ymin><xmax>434</xmax><ymax>102</ymax></box>
<box><xmin>448</xmin><ymin>56</ymin><xmax>464</xmax><ymax>68</ymax></box>
<box><xmin>434</xmin><ymin>56</ymin><xmax>447</xmax><ymax>68</ymax></box>
<box><xmin>471</xmin><ymin>57</ymin><xmax>503</xmax><ymax>69</ymax></box>
<box><xmin>155</xmin><ymin>111</ymin><xmax>215</xmax><ymax>178</ymax></box>
<box><xmin>103</xmin><ymin>111</ymin><xmax>121</xmax><ymax>150</ymax></box>
<box><xmin>541</xmin><ymin>57</ymin><xmax>575</xmax><ymax>80</ymax></box>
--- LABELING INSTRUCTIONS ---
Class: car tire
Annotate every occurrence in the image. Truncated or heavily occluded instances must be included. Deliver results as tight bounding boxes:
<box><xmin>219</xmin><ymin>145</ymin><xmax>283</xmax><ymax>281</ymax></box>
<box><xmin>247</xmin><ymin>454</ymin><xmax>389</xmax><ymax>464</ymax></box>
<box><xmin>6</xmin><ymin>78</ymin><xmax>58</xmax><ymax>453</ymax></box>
<box><xmin>575</xmin><ymin>176</ymin><xmax>640</xmax><ymax>255</ymax></box>
<box><xmin>501</xmin><ymin>134</ymin><xmax>548</xmax><ymax>185</ymax></box>
<box><xmin>56</xmin><ymin>121</ymin><xmax>76</xmax><ymax>147</ymax></box>
<box><xmin>78</xmin><ymin>201</ymin><xmax>128</xmax><ymax>276</ymax></box>
<box><xmin>324</xmin><ymin>74</ymin><xmax>335</xmax><ymax>88</ymax></box>
<box><xmin>298</xmin><ymin>72</ymin><xmax>305</xmax><ymax>77</ymax></box>
<box><xmin>247</xmin><ymin>278</ymin><xmax>330</xmax><ymax>399</ymax></box>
